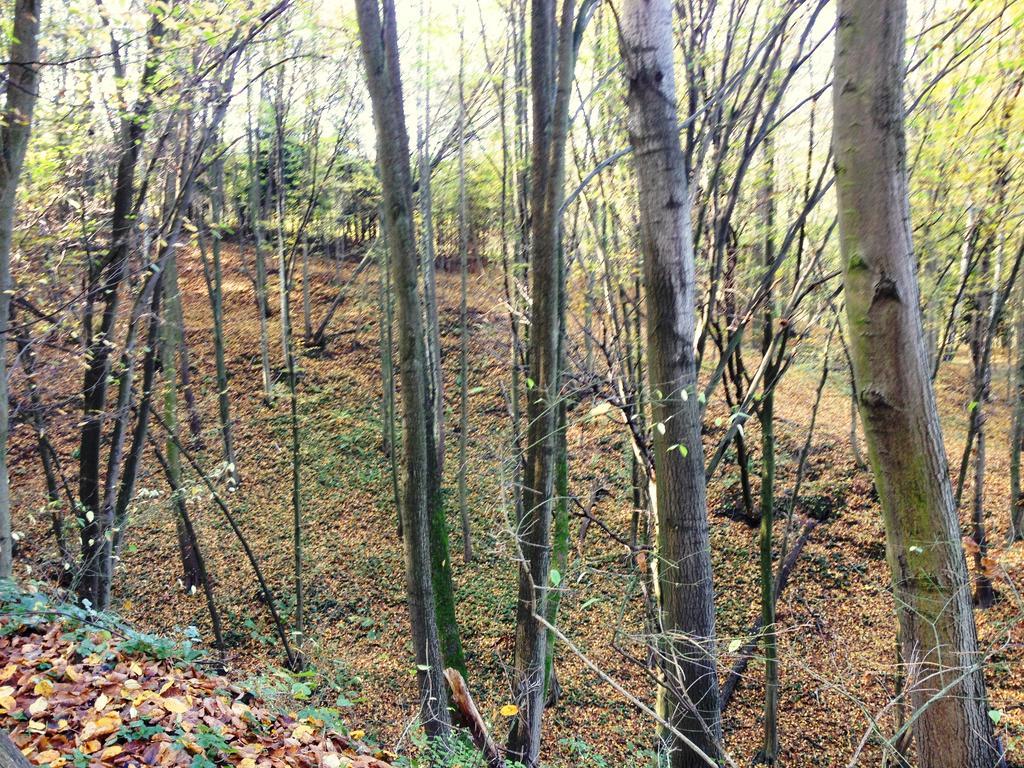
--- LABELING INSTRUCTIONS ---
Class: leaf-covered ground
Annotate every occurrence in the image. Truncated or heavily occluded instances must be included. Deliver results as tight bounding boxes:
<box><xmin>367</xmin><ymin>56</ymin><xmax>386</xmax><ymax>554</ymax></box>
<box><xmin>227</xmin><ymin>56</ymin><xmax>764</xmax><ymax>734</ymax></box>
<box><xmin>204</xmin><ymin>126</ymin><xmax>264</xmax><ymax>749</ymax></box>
<box><xmin>0</xmin><ymin>604</ymin><xmax>393</xmax><ymax>767</ymax></box>
<box><xmin>8</xmin><ymin>245</ymin><xmax>1024</xmax><ymax>766</ymax></box>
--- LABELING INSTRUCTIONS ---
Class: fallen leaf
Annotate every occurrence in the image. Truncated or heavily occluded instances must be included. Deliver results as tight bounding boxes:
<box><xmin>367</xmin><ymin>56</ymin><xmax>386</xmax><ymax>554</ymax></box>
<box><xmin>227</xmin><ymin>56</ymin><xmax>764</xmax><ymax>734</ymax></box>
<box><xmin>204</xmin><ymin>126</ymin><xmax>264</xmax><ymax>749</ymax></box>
<box><xmin>162</xmin><ymin>696</ymin><xmax>189</xmax><ymax>714</ymax></box>
<box><xmin>28</xmin><ymin>697</ymin><xmax>48</xmax><ymax>716</ymax></box>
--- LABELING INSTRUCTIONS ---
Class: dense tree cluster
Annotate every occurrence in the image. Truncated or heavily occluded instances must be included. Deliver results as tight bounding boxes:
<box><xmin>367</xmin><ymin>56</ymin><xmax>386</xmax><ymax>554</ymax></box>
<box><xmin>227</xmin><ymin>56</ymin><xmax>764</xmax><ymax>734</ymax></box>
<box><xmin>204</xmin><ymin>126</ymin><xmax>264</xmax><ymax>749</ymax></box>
<box><xmin>1</xmin><ymin>0</ymin><xmax>1022</xmax><ymax>766</ymax></box>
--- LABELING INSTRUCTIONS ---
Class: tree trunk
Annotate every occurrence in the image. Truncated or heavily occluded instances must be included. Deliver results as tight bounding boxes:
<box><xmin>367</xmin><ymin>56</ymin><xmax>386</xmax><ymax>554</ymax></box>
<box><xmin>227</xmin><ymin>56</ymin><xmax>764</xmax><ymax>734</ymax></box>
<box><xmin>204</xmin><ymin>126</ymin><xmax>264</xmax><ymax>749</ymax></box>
<box><xmin>620</xmin><ymin>1</ymin><xmax>722</xmax><ymax>765</ymax></box>
<box><xmin>78</xmin><ymin>13</ymin><xmax>165</xmax><ymax>606</ymax></box>
<box><xmin>456</xmin><ymin>32</ymin><xmax>473</xmax><ymax>564</ymax></box>
<box><xmin>417</xmin><ymin>9</ymin><xmax>445</xmax><ymax>478</ymax></box>
<box><xmin>247</xmin><ymin>95</ymin><xmax>274</xmax><ymax>405</ymax></box>
<box><xmin>967</xmin><ymin>233</ymin><xmax>996</xmax><ymax>607</ymax></box>
<box><xmin>163</xmin><ymin>253</ymin><xmax>203</xmax><ymax>595</ymax></box>
<box><xmin>833</xmin><ymin>0</ymin><xmax>999</xmax><ymax>764</ymax></box>
<box><xmin>1011</xmin><ymin>293</ymin><xmax>1024</xmax><ymax>541</ymax></box>
<box><xmin>302</xmin><ymin>236</ymin><xmax>313</xmax><ymax>341</ymax></box>
<box><xmin>199</xmin><ymin>153</ymin><xmax>239</xmax><ymax>490</ymax></box>
<box><xmin>355</xmin><ymin>0</ymin><xmax>452</xmax><ymax>740</ymax></box>
<box><xmin>757</xmin><ymin>137</ymin><xmax>779</xmax><ymax>765</ymax></box>
<box><xmin>506</xmin><ymin>1</ymin><xmax>582</xmax><ymax>763</ymax></box>
<box><xmin>0</xmin><ymin>0</ymin><xmax>42</xmax><ymax>578</ymax></box>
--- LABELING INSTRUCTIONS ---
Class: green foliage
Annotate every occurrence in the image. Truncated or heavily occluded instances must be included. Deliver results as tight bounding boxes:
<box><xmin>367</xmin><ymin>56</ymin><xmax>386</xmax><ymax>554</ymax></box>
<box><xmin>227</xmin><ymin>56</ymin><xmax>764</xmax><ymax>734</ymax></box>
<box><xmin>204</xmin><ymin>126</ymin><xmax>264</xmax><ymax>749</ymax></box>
<box><xmin>0</xmin><ymin>580</ymin><xmax>204</xmax><ymax>664</ymax></box>
<box><xmin>397</xmin><ymin>729</ymin><xmax>527</xmax><ymax>768</ymax></box>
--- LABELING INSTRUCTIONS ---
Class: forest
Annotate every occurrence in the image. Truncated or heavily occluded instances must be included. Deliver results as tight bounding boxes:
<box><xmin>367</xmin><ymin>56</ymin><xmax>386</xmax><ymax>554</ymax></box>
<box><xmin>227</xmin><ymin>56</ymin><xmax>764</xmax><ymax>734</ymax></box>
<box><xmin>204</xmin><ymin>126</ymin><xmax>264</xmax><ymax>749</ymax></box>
<box><xmin>0</xmin><ymin>0</ymin><xmax>1022</xmax><ymax>766</ymax></box>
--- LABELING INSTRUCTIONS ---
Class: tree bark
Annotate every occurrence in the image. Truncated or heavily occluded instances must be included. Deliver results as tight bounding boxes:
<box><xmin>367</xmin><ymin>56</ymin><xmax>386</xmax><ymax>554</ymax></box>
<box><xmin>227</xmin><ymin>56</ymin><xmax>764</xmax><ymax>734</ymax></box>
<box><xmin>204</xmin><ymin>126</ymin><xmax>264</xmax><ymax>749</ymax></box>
<box><xmin>1011</xmin><ymin>292</ymin><xmax>1024</xmax><ymax>541</ymax></box>
<box><xmin>620</xmin><ymin>1</ymin><xmax>722</xmax><ymax>765</ymax></box>
<box><xmin>456</xmin><ymin>31</ymin><xmax>473</xmax><ymax>564</ymax></box>
<box><xmin>77</xmin><ymin>12</ymin><xmax>165</xmax><ymax>606</ymax></box>
<box><xmin>0</xmin><ymin>730</ymin><xmax>31</xmax><ymax>768</ymax></box>
<box><xmin>198</xmin><ymin>152</ymin><xmax>239</xmax><ymax>490</ymax></box>
<box><xmin>0</xmin><ymin>0</ymin><xmax>42</xmax><ymax>579</ymax></box>
<box><xmin>506</xmin><ymin>0</ymin><xmax>582</xmax><ymax>763</ymax></box>
<box><xmin>834</xmin><ymin>0</ymin><xmax>999</xmax><ymax>764</ymax></box>
<box><xmin>354</xmin><ymin>0</ymin><xmax>452</xmax><ymax>740</ymax></box>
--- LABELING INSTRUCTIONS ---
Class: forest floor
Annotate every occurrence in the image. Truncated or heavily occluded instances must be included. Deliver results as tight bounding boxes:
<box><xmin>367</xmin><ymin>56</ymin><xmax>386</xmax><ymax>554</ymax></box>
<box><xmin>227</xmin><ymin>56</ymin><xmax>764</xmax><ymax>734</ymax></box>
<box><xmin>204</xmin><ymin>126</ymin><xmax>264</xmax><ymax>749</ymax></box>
<box><xmin>9</xmin><ymin>244</ymin><xmax>1024</xmax><ymax>767</ymax></box>
<box><xmin>0</xmin><ymin>603</ymin><xmax>393</xmax><ymax>767</ymax></box>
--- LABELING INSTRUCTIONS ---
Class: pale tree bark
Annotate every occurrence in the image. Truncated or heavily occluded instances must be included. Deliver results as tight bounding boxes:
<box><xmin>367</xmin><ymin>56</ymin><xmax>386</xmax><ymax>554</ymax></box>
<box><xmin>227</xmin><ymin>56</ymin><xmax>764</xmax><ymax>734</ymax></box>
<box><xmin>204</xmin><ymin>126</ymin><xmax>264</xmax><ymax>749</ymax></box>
<box><xmin>619</xmin><ymin>0</ymin><xmax>722</xmax><ymax>765</ymax></box>
<box><xmin>246</xmin><ymin>82</ymin><xmax>274</xmax><ymax>405</ymax></box>
<box><xmin>0</xmin><ymin>0</ymin><xmax>41</xmax><ymax>579</ymax></box>
<box><xmin>416</xmin><ymin>8</ymin><xmax>445</xmax><ymax>479</ymax></box>
<box><xmin>354</xmin><ymin>0</ymin><xmax>451</xmax><ymax>740</ymax></box>
<box><xmin>456</xmin><ymin>27</ymin><xmax>473</xmax><ymax>563</ymax></box>
<box><xmin>834</xmin><ymin>0</ymin><xmax>999</xmax><ymax>765</ymax></box>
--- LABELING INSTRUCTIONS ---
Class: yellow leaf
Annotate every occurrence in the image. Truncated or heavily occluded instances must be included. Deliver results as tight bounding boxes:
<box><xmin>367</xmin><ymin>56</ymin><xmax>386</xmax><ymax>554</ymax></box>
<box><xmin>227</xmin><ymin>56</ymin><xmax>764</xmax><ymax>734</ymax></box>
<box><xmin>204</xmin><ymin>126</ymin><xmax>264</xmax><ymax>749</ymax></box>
<box><xmin>88</xmin><ymin>712</ymin><xmax>122</xmax><ymax>738</ymax></box>
<box><xmin>27</xmin><ymin>720</ymin><xmax>45</xmax><ymax>733</ymax></box>
<box><xmin>499</xmin><ymin>704</ymin><xmax>519</xmax><ymax>717</ymax></box>
<box><xmin>349</xmin><ymin>729</ymin><xmax>365</xmax><ymax>741</ymax></box>
<box><xmin>34</xmin><ymin>750</ymin><xmax>61</xmax><ymax>765</ymax></box>
<box><xmin>28</xmin><ymin>697</ymin><xmax>48</xmax><ymax>716</ymax></box>
<box><xmin>162</xmin><ymin>697</ymin><xmax>189</xmax><ymax>714</ymax></box>
<box><xmin>100</xmin><ymin>746</ymin><xmax>123</xmax><ymax>760</ymax></box>
<box><xmin>33</xmin><ymin>678</ymin><xmax>54</xmax><ymax>696</ymax></box>
<box><xmin>122</xmin><ymin>599</ymin><xmax>134</xmax><ymax>612</ymax></box>
<box><xmin>239</xmin><ymin>760</ymin><xmax>257</xmax><ymax>768</ymax></box>
<box><xmin>291</xmin><ymin>723</ymin><xmax>314</xmax><ymax>741</ymax></box>
<box><xmin>94</xmin><ymin>693</ymin><xmax>109</xmax><ymax>711</ymax></box>
<box><xmin>81</xmin><ymin>740</ymin><xmax>101</xmax><ymax>755</ymax></box>
<box><xmin>64</xmin><ymin>667</ymin><xmax>81</xmax><ymax>683</ymax></box>
<box><xmin>0</xmin><ymin>665</ymin><xmax>17</xmax><ymax>682</ymax></box>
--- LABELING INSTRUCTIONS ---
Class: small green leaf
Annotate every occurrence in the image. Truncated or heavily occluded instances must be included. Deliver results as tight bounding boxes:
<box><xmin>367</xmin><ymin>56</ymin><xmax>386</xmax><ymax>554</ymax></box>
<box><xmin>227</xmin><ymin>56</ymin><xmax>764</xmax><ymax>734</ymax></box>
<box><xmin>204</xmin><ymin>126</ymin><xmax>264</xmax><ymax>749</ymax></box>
<box><xmin>549</xmin><ymin>569</ymin><xmax>562</xmax><ymax>587</ymax></box>
<box><xmin>988</xmin><ymin>709</ymin><xmax>1003</xmax><ymax>725</ymax></box>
